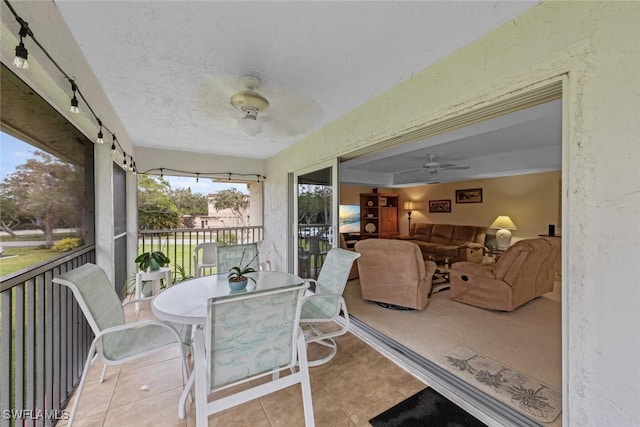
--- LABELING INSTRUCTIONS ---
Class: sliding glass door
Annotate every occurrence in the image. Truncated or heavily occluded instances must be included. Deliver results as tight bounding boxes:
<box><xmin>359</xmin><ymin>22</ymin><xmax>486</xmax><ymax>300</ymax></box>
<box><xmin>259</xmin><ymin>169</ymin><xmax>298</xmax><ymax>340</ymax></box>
<box><xmin>292</xmin><ymin>160</ymin><xmax>338</xmax><ymax>279</ymax></box>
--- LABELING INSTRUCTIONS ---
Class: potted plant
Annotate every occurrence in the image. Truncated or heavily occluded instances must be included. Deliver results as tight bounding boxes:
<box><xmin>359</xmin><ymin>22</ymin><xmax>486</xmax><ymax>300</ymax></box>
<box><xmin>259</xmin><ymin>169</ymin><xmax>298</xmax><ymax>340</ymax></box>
<box><xmin>227</xmin><ymin>249</ymin><xmax>258</xmax><ymax>291</ymax></box>
<box><xmin>135</xmin><ymin>250</ymin><xmax>170</xmax><ymax>272</ymax></box>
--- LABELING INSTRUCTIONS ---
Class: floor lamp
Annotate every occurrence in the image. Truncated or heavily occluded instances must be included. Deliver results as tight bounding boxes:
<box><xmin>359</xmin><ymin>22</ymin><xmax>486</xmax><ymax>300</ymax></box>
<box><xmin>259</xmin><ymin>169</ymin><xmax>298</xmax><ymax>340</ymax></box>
<box><xmin>403</xmin><ymin>201</ymin><xmax>416</xmax><ymax>232</ymax></box>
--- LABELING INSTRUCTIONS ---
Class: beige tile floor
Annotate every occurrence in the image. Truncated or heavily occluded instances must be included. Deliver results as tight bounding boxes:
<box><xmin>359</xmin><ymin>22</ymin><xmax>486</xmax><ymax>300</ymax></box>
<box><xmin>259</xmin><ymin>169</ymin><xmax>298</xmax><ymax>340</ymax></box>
<box><xmin>58</xmin><ymin>301</ymin><xmax>426</xmax><ymax>427</ymax></box>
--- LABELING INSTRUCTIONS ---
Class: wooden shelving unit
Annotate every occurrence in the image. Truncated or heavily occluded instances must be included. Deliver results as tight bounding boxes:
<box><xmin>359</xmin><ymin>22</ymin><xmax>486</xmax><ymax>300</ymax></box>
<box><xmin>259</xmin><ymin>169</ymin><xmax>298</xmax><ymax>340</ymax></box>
<box><xmin>359</xmin><ymin>193</ymin><xmax>399</xmax><ymax>239</ymax></box>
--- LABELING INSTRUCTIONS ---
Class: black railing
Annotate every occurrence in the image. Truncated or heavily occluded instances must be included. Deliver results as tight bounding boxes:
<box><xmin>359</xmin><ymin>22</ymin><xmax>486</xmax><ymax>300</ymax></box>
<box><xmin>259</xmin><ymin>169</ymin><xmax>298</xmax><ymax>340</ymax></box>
<box><xmin>0</xmin><ymin>247</ymin><xmax>95</xmax><ymax>427</ymax></box>
<box><xmin>297</xmin><ymin>224</ymin><xmax>333</xmax><ymax>279</ymax></box>
<box><xmin>138</xmin><ymin>226</ymin><xmax>264</xmax><ymax>279</ymax></box>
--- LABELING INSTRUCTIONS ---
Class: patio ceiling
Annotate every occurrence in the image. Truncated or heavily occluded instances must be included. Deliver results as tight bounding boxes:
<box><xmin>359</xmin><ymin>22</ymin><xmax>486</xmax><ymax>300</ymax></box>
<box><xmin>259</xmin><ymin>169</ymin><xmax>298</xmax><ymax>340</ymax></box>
<box><xmin>50</xmin><ymin>0</ymin><xmax>545</xmax><ymax>180</ymax></box>
<box><xmin>0</xmin><ymin>2</ymin><xmax>556</xmax><ymax>185</ymax></box>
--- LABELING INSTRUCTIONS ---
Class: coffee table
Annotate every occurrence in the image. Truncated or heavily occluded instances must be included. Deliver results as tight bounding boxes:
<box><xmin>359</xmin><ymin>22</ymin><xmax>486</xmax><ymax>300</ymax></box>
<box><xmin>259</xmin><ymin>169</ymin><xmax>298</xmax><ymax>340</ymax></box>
<box><xmin>429</xmin><ymin>256</ymin><xmax>453</xmax><ymax>295</ymax></box>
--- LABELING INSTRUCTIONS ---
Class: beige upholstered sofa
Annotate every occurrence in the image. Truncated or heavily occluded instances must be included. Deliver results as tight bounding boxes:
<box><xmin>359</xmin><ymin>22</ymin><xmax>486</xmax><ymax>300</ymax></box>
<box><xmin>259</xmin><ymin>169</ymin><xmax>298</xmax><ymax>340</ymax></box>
<box><xmin>396</xmin><ymin>223</ymin><xmax>487</xmax><ymax>264</ymax></box>
<box><xmin>449</xmin><ymin>237</ymin><xmax>561</xmax><ymax>311</ymax></box>
<box><xmin>354</xmin><ymin>239</ymin><xmax>437</xmax><ymax>310</ymax></box>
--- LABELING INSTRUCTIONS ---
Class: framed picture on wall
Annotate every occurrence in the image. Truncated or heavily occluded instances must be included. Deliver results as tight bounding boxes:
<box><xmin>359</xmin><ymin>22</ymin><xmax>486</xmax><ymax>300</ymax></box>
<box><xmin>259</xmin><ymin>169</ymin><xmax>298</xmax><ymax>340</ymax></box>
<box><xmin>429</xmin><ymin>199</ymin><xmax>451</xmax><ymax>213</ymax></box>
<box><xmin>455</xmin><ymin>188</ymin><xmax>483</xmax><ymax>204</ymax></box>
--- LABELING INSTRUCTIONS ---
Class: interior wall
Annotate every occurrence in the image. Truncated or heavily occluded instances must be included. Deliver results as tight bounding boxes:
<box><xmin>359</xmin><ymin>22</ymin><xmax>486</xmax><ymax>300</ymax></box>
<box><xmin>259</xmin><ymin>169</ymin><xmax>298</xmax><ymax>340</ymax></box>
<box><xmin>395</xmin><ymin>171</ymin><xmax>561</xmax><ymax>238</ymax></box>
<box><xmin>341</xmin><ymin>171</ymin><xmax>560</xmax><ymax>239</ymax></box>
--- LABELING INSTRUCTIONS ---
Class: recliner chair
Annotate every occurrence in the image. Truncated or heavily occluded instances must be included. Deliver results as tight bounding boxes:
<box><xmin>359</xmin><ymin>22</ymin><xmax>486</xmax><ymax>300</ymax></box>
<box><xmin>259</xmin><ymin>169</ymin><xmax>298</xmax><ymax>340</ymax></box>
<box><xmin>449</xmin><ymin>237</ymin><xmax>561</xmax><ymax>311</ymax></box>
<box><xmin>355</xmin><ymin>239</ymin><xmax>437</xmax><ymax>310</ymax></box>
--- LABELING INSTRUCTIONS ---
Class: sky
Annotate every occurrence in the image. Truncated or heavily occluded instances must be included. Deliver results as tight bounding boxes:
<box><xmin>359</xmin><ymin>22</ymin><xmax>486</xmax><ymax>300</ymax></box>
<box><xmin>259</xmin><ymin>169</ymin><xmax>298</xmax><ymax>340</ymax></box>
<box><xmin>0</xmin><ymin>131</ymin><xmax>247</xmax><ymax>195</ymax></box>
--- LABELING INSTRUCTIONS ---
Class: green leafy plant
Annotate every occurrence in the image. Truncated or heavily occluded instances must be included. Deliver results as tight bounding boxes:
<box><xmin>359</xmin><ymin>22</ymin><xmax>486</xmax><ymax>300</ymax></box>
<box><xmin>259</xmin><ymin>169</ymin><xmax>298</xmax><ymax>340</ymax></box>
<box><xmin>227</xmin><ymin>248</ymin><xmax>258</xmax><ymax>283</ymax></box>
<box><xmin>52</xmin><ymin>237</ymin><xmax>83</xmax><ymax>252</ymax></box>
<box><xmin>135</xmin><ymin>250</ymin><xmax>170</xmax><ymax>272</ymax></box>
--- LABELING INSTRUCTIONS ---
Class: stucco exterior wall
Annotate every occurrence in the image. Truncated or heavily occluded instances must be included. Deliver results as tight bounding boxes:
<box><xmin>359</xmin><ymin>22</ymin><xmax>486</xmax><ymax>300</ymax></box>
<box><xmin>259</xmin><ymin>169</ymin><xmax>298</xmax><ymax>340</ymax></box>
<box><xmin>265</xmin><ymin>2</ymin><xmax>640</xmax><ymax>425</ymax></box>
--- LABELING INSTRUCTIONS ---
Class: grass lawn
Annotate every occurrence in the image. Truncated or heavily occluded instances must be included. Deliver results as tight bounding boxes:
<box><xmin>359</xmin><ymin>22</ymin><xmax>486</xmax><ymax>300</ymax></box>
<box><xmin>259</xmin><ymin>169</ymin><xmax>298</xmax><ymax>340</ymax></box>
<box><xmin>0</xmin><ymin>247</ymin><xmax>61</xmax><ymax>277</ymax></box>
<box><xmin>0</xmin><ymin>232</ymin><xmax>77</xmax><ymax>242</ymax></box>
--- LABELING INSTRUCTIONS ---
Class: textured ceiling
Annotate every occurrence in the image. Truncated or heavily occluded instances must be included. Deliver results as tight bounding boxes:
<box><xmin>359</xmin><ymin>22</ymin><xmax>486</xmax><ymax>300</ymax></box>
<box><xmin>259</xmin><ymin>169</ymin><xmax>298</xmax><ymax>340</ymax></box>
<box><xmin>54</xmin><ymin>1</ymin><xmax>538</xmax><ymax>160</ymax></box>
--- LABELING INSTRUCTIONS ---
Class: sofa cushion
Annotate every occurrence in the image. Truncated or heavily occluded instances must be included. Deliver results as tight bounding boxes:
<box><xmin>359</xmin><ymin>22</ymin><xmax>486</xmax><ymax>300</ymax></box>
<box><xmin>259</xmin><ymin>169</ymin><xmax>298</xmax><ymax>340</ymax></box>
<box><xmin>413</xmin><ymin>241</ymin><xmax>440</xmax><ymax>252</ymax></box>
<box><xmin>410</xmin><ymin>235</ymin><xmax>435</xmax><ymax>243</ymax></box>
<box><xmin>399</xmin><ymin>223</ymin><xmax>487</xmax><ymax>264</ymax></box>
<box><xmin>412</xmin><ymin>223</ymin><xmax>433</xmax><ymax>239</ymax></box>
<box><xmin>430</xmin><ymin>224</ymin><xmax>455</xmax><ymax>244</ymax></box>
<box><xmin>452</xmin><ymin>225</ymin><xmax>483</xmax><ymax>244</ymax></box>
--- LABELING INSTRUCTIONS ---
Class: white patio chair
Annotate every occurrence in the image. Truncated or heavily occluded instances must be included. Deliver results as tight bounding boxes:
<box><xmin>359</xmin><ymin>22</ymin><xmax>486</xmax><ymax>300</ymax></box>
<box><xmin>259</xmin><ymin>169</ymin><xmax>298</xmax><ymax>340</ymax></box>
<box><xmin>257</xmin><ymin>239</ymin><xmax>277</xmax><ymax>270</ymax></box>
<box><xmin>52</xmin><ymin>263</ymin><xmax>189</xmax><ymax>427</ymax></box>
<box><xmin>193</xmin><ymin>242</ymin><xmax>218</xmax><ymax>277</ymax></box>
<box><xmin>299</xmin><ymin>247</ymin><xmax>361</xmax><ymax>366</ymax></box>
<box><xmin>188</xmin><ymin>283</ymin><xmax>314</xmax><ymax>427</ymax></box>
<box><xmin>216</xmin><ymin>243</ymin><xmax>259</xmax><ymax>275</ymax></box>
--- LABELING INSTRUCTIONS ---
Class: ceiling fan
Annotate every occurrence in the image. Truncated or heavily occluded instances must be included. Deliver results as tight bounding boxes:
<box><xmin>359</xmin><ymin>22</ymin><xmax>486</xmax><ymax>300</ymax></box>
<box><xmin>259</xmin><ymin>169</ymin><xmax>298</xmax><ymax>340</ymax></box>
<box><xmin>198</xmin><ymin>73</ymin><xmax>322</xmax><ymax>138</ymax></box>
<box><xmin>421</xmin><ymin>153</ymin><xmax>470</xmax><ymax>174</ymax></box>
<box><xmin>230</xmin><ymin>76</ymin><xmax>270</xmax><ymax>136</ymax></box>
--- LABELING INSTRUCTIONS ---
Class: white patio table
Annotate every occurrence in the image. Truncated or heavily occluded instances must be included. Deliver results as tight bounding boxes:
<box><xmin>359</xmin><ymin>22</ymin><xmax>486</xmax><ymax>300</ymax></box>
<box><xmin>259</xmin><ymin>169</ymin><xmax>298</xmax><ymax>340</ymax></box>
<box><xmin>151</xmin><ymin>271</ymin><xmax>305</xmax><ymax>326</ymax></box>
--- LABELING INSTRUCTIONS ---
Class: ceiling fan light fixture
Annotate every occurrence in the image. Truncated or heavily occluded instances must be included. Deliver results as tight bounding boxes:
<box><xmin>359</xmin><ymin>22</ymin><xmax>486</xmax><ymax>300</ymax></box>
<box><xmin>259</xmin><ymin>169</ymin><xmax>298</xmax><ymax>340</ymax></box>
<box><xmin>230</xmin><ymin>76</ymin><xmax>270</xmax><ymax>137</ymax></box>
<box><xmin>237</xmin><ymin>107</ymin><xmax>263</xmax><ymax>136</ymax></box>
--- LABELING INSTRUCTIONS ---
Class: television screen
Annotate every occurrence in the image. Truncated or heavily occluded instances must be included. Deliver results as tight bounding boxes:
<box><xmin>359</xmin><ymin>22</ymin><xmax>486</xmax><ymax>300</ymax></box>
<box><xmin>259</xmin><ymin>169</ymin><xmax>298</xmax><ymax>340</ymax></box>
<box><xmin>339</xmin><ymin>205</ymin><xmax>360</xmax><ymax>233</ymax></box>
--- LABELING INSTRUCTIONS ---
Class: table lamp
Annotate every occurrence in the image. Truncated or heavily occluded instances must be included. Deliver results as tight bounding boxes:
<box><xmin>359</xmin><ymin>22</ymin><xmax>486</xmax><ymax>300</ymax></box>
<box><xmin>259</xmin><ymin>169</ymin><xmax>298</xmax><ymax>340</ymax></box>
<box><xmin>403</xmin><ymin>201</ymin><xmax>417</xmax><ymax>231</ymax></box>
<box><xmin>490</xmin><ymin>215</ymin><xmax>517</xmax><ymax>249</ymax></box>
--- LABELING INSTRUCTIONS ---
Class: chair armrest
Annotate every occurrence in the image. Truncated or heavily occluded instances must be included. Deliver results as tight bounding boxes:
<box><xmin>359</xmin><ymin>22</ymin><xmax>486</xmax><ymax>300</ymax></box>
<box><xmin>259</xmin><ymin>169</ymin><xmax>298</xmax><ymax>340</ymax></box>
<box><xmin>300</xmin><ymin>293</ymin><xmax>345</xmax><ymax>321</ymax></box>
<box><xmin>424</xmin><ymin>260</ymin><xmax>437</xmax><ymax>279</ymax></box>
<box><xmin>450</xmin><ymin>261</ymin><xmax>496</xmax><ymax>279</ymax></box>
<box><xmin>95</xmin><ymin>319</ymin><xmax>182</xmax><ymax>339</ymax></box>
<box><xmin>302</xmin><ymin>293</ymin><xmax>341</xmax><ymax>303</ymax></box>
<box><xmin>302</xmin><ymin>278</ymin><xmax>318</xmax><ymax>292</ymax></box>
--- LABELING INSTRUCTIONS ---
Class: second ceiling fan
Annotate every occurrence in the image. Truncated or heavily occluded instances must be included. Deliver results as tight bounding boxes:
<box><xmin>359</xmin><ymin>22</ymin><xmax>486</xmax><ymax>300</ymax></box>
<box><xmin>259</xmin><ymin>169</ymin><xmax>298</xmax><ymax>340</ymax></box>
<box><xmin>421</xmin><ymin>153</ymin><xmax>470</xmax><ymax>174</ymax></box>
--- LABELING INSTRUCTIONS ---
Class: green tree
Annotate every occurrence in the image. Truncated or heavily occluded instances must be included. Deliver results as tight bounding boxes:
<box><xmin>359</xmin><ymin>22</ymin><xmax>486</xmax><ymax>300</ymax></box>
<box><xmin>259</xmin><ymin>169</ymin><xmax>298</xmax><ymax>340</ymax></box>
<box><xmin>1</xmin><ymin>151</ymin><xmax>83</xmax><ymax>247</ymax></box>
<box><xmin>298</xmin><ymin>184</ymin><xmax>331</xmax><ymax>224</ymax></box>
<box><xmin>210</xmin><ymin>188</ymin><xmax>249</xmax><ymax>226</ymax></box>
<box><xmin>170</xmin><ymin>187</ymin><xmax>209</xmax><ymax>215</ymax></box>
<box><xmin>137</xmin><ymin>175</ymin><xmax>181</xmax><ymax>229</ymax></box>
<box><xmin>0</xmin><ymin>183</ymin><xmax>30</xmax><ymax>237</ymax></box>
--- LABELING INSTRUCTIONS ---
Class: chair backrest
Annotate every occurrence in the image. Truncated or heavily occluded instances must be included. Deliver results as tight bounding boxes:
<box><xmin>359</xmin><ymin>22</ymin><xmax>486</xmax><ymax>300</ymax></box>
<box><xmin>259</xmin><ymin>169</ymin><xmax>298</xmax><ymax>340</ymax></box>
<box><xmin>311</xmin><ymin>248</ymin><xmax>361</xmax><ymax>316</ymax></box>
<box><xmin>355</xmin><ymin>238</ymin><xmax>427</xmax><ymax>282</ymax></box>
<box><xmin>194</xmin><ymin>242</ymin><xmax>218</xmax><ymax>265</ymax></box>
<box><xmin>216</xmin><ymin>243</ymin><xmax>259</xmax><ymax>275</ymax></box>
<box><xmin>206</xmin><ymin>283</ymin><xmax>306</xmax><ymax>389</ymax></box>
<box><xmin>257</xmin><ymin>239</ymin><xmax>277</xmax><ymax>270</ymax></box>
<box><xmin>52</xmin><ymin>263</ymin><xmax>125</xmax><ymax>349</ymax></box>
<box><xmin>494</xmin><ymin>238</ymin><xmax>560</xmax><ymax>295</ymax></box>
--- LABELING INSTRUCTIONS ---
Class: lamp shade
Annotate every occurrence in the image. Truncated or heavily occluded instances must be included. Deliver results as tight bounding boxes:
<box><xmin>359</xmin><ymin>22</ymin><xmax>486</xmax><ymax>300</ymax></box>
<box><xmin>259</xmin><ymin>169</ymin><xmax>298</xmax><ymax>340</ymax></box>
<box><xmin>403</xmin><ymin>201</ymin><xmax>416</xmax><ymax>211</ymax></box>
<box><xmin>490</xmin><ymin>216</ymin><xmax>517</xmax><ymax>230</ymax></box>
